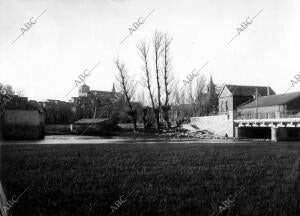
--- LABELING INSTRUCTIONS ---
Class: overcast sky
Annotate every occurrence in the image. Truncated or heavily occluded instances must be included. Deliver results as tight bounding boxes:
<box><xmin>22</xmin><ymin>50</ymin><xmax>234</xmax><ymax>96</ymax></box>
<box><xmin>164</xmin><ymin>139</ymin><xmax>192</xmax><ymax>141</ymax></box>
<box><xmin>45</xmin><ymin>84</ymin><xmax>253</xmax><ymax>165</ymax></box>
<box><xmin>1</xmin><ymin>0</ymin><xmax>300</xmax><ymax>101</ymax></box>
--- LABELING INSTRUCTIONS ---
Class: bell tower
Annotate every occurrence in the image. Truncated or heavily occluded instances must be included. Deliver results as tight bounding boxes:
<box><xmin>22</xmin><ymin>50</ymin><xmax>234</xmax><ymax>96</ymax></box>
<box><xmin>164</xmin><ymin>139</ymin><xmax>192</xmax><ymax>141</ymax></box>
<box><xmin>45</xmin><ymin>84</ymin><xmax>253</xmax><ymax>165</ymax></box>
<box><xmin>79</xmin><ymin>84</ymin><xmax>90</xmax><ymax>97</ymax></box>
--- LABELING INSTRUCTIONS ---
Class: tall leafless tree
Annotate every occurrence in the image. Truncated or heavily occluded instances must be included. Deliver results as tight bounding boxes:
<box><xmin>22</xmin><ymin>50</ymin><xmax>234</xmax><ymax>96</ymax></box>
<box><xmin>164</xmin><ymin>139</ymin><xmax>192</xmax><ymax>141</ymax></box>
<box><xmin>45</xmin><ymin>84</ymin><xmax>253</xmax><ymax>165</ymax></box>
<box><xmin>172</xmin><ymin>81</ymin><xmax>189</xmax><ymax>126</ymax></box>
<box><xmin>187</xmin><ymin>75</ymin><xmax>207</xmax><ymax>116</ymax></box>
<box><xmin>138</xmin><ymin>31</ymin><xmax>176</xmax><ymax>130</ymax></box>
<box><xmin>153</xmin><ymin>31</ymin><xmax>163</xmax><ymax>124</ymax></box>
<box><xmin>187</xmin><ymin>81</ymin><xmax>196</xmax><ymax>115</ymax></box>
<box><xmin>173</xmin><ymin>81</ymin><xmax>187</xmax><ymax>106</ymax></box>
<box><xmin>162</xmin><ymin>33</ymin><xmax>173</xmax><ymax>129</ymax></box>
<box><xmin>137</xmin><ymin>40</ymin><xmax>160</xmax><ymax>129</ymax></box>
<box><xmin>114</xmin><ymin>58</ymin><xmax>137</xmax><ymax>132</ymax></box>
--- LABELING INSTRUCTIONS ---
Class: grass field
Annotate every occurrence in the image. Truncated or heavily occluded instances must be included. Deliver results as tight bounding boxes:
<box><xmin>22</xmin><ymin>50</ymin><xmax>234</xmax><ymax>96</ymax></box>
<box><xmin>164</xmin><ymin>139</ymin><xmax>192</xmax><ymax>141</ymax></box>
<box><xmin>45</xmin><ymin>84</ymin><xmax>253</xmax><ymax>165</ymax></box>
<box><xmin>0</xmin><ymin>141</ymin><xmax>299</xmax><ymax>216</ymax></box>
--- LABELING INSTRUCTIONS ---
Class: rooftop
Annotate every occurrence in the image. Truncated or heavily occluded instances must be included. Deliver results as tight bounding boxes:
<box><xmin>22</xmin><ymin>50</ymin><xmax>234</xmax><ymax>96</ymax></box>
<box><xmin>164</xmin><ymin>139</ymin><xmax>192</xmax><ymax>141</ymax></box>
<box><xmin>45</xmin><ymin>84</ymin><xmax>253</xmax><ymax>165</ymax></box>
<box><xmin>238</xmin><ymin>92</ymin><xmax>300</xmax><ymax>109</ymax></box>
<box><xmin>222</xmin><ymin>84</ymin><xmax>275</xmax><ymax>97</ymax></box>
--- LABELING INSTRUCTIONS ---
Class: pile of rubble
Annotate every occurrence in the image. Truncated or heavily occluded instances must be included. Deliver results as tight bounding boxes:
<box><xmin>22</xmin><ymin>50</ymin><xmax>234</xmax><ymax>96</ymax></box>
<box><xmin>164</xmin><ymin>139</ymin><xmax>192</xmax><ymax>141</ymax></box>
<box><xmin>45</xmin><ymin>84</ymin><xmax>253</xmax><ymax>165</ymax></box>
<box><xmin>156</xmin><ymin>124</ymin><xmax>226</xmax><ymax>139</ymax></box>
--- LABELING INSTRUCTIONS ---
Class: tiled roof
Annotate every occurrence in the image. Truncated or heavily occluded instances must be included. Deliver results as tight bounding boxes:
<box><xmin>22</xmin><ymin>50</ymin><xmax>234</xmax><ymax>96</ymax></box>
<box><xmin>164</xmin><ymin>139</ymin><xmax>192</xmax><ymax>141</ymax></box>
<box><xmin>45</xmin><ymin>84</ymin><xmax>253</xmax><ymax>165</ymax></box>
<box><xmin>238</xmin><ymin>92</ymin><xmax>300</xmax><ymax>108</ymax></box>
<box><xmin>224</xmin><ymin>85</ymin><xmax>275</xmax><ymax>97</ymax></box>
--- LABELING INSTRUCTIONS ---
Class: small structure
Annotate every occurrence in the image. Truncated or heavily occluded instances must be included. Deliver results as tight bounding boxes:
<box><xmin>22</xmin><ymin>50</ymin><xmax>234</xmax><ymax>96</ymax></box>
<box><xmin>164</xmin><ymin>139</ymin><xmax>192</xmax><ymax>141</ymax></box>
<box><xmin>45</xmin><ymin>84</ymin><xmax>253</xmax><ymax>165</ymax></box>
<box><xmin>1</xmin><ymin>97</ymin><xmax>45</xmax><ymax>140</ymax></box>
<box><xmin>235</xmin><ymin>92</ymin><xmax>300</xmax><ymax>141</ymax></box>
<box><xmin>71</xmin><ymin>118</ymin><xmax>119</xmax><ymax>135</ymax></box>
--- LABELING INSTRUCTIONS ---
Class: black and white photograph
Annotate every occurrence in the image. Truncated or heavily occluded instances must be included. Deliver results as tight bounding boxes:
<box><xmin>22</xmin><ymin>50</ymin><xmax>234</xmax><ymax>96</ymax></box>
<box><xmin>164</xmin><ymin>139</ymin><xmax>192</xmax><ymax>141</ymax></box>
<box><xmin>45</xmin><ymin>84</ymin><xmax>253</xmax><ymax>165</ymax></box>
<box><xmin>0</xmin><ymin>0</ymin><xmax>299</xmax><ymax>215</ymax></box>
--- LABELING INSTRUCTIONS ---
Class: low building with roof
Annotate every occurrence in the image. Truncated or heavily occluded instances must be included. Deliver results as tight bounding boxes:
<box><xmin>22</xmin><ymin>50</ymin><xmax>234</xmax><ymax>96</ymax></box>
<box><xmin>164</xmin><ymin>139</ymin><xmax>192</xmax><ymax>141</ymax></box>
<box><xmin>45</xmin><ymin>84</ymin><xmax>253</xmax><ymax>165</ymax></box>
<box><xmin>237</xmin><ymin>92</ymin><xmax>300</xmax><ymax>119</ymax></box>
<box><xmin>71</xmin><ymin>118</ymin><xmax>119</xmax><ymax>135</ymax></box>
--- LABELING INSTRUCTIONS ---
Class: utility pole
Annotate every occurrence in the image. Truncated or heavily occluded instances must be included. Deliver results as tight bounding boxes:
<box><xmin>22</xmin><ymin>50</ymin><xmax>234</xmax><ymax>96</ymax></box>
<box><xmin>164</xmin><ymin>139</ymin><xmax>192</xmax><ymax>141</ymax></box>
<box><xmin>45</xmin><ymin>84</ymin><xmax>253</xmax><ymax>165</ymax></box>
<box><xmin>255</xmin><ymin>88</ymin><xmax>258</xmax><ymax>119</ymax></box>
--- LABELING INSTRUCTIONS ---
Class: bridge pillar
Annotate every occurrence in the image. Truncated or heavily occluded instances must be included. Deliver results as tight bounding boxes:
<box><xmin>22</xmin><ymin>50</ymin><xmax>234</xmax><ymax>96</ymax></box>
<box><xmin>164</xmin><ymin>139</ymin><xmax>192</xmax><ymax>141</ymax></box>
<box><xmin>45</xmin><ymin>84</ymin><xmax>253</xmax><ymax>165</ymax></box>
<box><xmin>235</xmin><ymin>127</ymin><xmax>239</xmax><ymax>138</ymax></box>
<box><xmin>271</xmin><ymin>127</ymin><xmax>278</xmax><ymax>142</ymax></box>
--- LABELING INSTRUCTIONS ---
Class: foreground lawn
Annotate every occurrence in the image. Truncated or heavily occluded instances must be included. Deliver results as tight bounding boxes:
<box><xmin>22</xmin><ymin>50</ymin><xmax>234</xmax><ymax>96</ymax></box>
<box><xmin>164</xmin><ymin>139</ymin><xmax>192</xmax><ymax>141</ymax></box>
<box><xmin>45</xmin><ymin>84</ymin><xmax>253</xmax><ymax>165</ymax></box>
<box><xmin>0</xmin><ymin>142</ymin><xmax>299</xmax><ymax>216</ymax></box>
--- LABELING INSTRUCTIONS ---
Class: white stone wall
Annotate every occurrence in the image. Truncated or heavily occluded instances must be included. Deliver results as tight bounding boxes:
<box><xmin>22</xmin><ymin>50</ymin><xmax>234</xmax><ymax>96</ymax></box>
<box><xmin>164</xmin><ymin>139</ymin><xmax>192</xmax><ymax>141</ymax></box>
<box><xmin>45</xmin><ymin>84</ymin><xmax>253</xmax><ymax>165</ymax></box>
<box><xmin>190</xmin><ymin>115</ymin><xmax>234</xmax><ymax>137</ymax></box>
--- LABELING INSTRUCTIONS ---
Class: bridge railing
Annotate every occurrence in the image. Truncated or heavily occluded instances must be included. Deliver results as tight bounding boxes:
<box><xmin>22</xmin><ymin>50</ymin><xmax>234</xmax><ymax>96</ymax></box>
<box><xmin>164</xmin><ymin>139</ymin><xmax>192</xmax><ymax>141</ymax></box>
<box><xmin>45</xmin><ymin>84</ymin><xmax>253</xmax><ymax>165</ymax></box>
<box><xmin>279</xmin><ymin>109</ymin><xmax>300</xmax><ymax>118</ymax></box>
<box><xmin>236</xmin><ymin>109</ymin><xmax>300</xmax><ymax>120</ymax></box>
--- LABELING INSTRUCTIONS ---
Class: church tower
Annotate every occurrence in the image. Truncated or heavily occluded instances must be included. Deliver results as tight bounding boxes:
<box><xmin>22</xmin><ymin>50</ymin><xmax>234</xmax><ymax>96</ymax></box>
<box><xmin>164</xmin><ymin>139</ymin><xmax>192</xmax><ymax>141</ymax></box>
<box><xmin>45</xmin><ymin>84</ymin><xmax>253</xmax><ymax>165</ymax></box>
<box><xmin>79</xmin><ymin>84</ymin><xmax>90</xmax><ymax>97</ymax></box>
<box><xmin>207</xmin><ymin>76</ymin><xmax>218</xmax><ymax>114</ymax></box>
<box><xmin>111</xmin><ymin>83</ymin><xmax>116</xmax><ymax>93</ymax></box>
<box><xmin>208</xmin><ymin>76</ymin><xmax>216</xmax><ymax>96</ymax></box>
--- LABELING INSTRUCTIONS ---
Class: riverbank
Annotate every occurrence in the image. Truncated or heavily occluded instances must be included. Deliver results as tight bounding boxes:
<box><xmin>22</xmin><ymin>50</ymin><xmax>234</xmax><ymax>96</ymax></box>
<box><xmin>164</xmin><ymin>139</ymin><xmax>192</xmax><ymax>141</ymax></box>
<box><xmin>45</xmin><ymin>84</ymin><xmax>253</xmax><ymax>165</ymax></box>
<box><xmin>44</xmin><ymin>123</ymin><xmax>227</xmax><ymax>140</ymax></box>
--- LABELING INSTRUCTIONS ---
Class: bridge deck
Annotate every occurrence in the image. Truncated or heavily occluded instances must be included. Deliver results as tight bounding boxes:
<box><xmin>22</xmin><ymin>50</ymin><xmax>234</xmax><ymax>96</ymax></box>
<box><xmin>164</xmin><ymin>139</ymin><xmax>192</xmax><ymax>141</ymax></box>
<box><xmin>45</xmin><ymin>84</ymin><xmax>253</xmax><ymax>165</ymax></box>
<box><xmin>234</xmin><ymin>118</ymin><xmax>300</xmax><ymax>127</ymax></box>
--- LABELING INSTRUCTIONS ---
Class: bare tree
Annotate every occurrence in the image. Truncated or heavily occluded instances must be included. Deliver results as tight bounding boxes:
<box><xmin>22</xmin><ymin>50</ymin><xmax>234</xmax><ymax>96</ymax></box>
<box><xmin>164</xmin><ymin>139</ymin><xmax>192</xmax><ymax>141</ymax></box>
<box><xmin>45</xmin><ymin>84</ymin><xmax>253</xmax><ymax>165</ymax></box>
<box><xmin>185</xmin><ymin>74</ymin><xmax>207</xmax><ymax>116</ymax></box>
<box><xmin>15</xmin><ymin>90</ymin><xmax>24</xmax><ymax>97</ymax></box>
<box><xmin>172</xmin><ymin>82</ymin><xmax>189</xmax><ymax>127</ymax></box>
<box><xmin>187</xmin><ymin>82</ymin><xmax>195</xmax><ymax>107</ymax></box>
<box><xmin>136</xmin><ymin>90</ymin><xmax>145</xmax><ymax>106</ymax></box>
<box><xmin>188</xmin><ymin>75</ymin><xmax>207</xmax><ymax>116</ymax></box>
<box><xmin>173</xmin><ymin>82</ymin><xmax>186</xmax><ymax>106</ymax></box>
<box><xmin>137</xmin><ymin>31</ymin><xmax>175</xmax><ymax>130</ymax></box>
<box><xmin>0</xmin><ymin>84</ymin><xmax>14</xmax><ymax>95</ymax></box>
<box><xmin>137</xmin><ymin>40</ymin><xmax>159</xmax><ymax>129</ymax></box>
<box><xmin>114</xmin><ymin>58</ymin><xmax>137</xmax><ymax>132</ymax></box>
<box><xmin>0</xmin><ymin>84</ymin><xmax>15</xmax><ymax>112</ymax></box>
<box><xmin>153</xmin><ymin>31</ymin><xmax>163</xmax><ymax>125</ymax></box>
<box><xmin>189</xmin><ymin>84</ymin><xmax>198</xmax><ymax>116</ymax></box>
<box><xmin>162</xmin><ymin>33</ymin><xmax>173</xmax><ymax>129</ymax></box>
<box><xmin>195</xmin><ymin>75</ymin><xmax>207</xmax><ymax>115</ymax></box>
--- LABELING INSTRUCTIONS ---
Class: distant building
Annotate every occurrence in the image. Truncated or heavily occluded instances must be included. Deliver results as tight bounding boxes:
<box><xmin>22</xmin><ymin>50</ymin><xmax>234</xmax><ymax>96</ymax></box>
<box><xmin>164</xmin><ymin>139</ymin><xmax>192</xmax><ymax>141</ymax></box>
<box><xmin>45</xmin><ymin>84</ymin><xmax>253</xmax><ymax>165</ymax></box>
<box><xmin>73</xmin><ymin>83</ymin><xmax>122</xmax><ymax>103</ymax></box>
<box><xmin>71</xmin><ymin>118</ymin><xmax>119</xmax><ymax>135</ymax></box>
<box><xmin>218</xmin><ymin>84</ymin><xmax>275</xmax><ymax>118</ymax></box>
<box><xmin>237</xmin><ymin>92</ymin><xmax>300</xmax><ymax>119</ymax></box>
<box><xmin>71</xmin><ymin>84</ymin><xmax>124</xmax><ymax>120</ymax></box>
<box><xmin>78</xmin><ymin>84</ymin><xmax>90</xmax><ymax>97</ymax></box>
<box><xmin>0</xmin><ymin>96</ymin><xmax>45</xmax><ymax>140</ymax></box>
<box><xmin>40</xmin><ymin>83</ymin><xmax>130</xmax><ymax>130</ymax></box>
